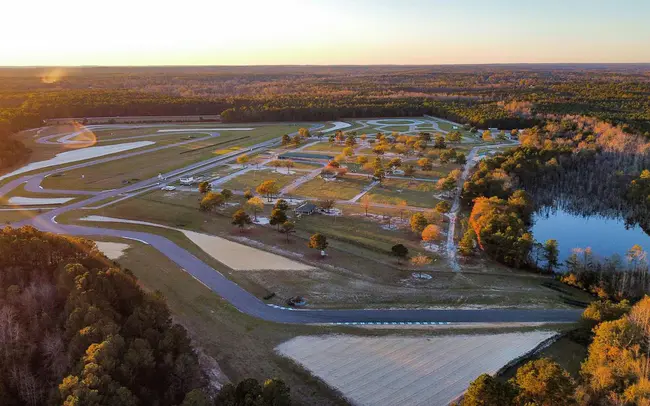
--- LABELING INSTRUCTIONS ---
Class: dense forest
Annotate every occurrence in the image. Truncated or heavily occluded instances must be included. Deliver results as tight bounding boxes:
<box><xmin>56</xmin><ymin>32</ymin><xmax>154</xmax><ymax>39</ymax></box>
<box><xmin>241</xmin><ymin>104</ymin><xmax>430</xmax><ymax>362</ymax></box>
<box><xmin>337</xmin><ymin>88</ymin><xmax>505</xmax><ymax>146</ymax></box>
<box><xmin>0</xmin><ymin>226</ymin><xmax>293</xmax><ymax>406</ymax></box>
<box><xmin>0</xmin><ymin>226</ymin><xmax>204</xmax><ymax>405</ymax></box>
<box><xmin>1</xmin><ymin>64</ymin><xmax>650</xmax><ymax>132</ymax></box>
<box><xmin>460</xmin><ymin>298</ymin><xmax>650</xmax><ymax>406</ymax></box>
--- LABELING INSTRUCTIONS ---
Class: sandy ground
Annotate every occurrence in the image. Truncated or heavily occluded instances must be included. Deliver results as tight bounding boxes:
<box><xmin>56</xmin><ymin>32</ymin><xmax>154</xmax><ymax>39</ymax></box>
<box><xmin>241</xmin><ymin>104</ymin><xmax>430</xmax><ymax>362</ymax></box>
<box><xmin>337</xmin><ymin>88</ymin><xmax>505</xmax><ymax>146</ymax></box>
<box><xmin>94</xmin><ymin>241</ymin><xmax>131</xmax><ymax>260</ymax></box>
<box><xmin>7</xmin><ymin>196</ymin><xmax>75</xmax><ymax>205</ymax></box>
<box><xmin>276</xmin><ymin>332</ymin><xmax>556</xmax><ymax>406</ymax></box>
<box><xmin>323</xmin><ymin>121</ymin><xmax>352</xmax><ymax>133</ymax></box>
<box><xmin>0</xmin><ymin>141</ymin><xmax>155</xmax><ymax>181</ymax></box>
<box><xmin>80</xmin><ymin>215</ymin><xmax>314</xmax><ymax>271</ymax></box>
<box><xmin>182</xmin><ymin>230</ymin><xmax>313</xmax><ymax>271</ymax></box>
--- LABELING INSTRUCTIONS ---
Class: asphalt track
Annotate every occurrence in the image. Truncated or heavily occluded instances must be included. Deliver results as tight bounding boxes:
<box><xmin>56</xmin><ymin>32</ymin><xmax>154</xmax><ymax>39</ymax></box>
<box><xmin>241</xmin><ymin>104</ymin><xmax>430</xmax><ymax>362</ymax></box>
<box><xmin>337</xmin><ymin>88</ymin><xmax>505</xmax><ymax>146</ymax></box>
<box><xmin>1</xmin><ymin>122</ymin><xmax>583</xmax><ymax>325</ymax></box>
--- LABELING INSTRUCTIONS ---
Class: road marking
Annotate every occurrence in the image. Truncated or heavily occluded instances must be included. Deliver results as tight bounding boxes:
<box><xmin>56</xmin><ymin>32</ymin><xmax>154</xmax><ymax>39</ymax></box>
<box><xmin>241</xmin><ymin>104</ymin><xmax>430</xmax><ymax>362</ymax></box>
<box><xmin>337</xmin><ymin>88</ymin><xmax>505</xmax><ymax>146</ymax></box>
<box><xmin>331</xmin><ymin>321</ymin><xmax>452</xmax><ymax>326</ymax></box>
<box><xmin>122</xmin><ymin>237</ymin><xmax>150</xmax><ymax>245</ymax></box>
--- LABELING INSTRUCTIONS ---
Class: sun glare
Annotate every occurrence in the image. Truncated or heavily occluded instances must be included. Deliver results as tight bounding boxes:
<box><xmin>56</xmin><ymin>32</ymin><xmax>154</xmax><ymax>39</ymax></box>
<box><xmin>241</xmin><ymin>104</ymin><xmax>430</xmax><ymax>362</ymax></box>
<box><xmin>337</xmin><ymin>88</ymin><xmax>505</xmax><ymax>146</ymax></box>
<box><xmin>40</xmin><ymin>68</ymin><xmax>67</xmax><ymax>84</ymax></box>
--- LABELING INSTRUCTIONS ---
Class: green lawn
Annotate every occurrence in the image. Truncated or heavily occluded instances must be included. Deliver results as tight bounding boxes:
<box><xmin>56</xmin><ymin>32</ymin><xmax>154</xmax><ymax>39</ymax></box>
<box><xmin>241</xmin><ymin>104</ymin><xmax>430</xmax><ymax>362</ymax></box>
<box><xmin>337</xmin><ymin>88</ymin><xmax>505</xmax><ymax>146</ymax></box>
<box><xmin>436</xmin><ymin>121</ymin><xmax>454</xmax><ymax>132</ymax></box>
<box><xmin>367</xmin><ymin>178</ymin><xmax>442</xmax><ymax>208</ymax></box>
<box><xmin>100</xmin><ymin>132</ymin><xmax>210</xmax><ymax>146</ymax></box>
<box><xmin>371</xmin><ymin>120</ymin><xmax>416</xmax><ymax>125</ymax></box>
<box><xmin>303</xmin><ymin>142</ymin><xmax>347</xmax><ymax>153</ymax></box>
<box><xmin>220</xmin><ymin>169</ymin><xmax>301</xmax><ymax>191</ymax></box>
<box><xmin>289</xmin><ymin>161</ymin><xmax>324</xmax><ymax>170</ymax></box>
<box><xmin>381</xmin><ymin>126</ymin><xmax>411</xmax><ymax>132</ymax></box>
<box><xmin>290</xmin><ymin>176</ymin><xmax>370</xmax><ymax>200</ymax></box>
<box><xmin>295</xmin><ymin>211</ymin><xmax>428</xmax><ymax>256</ymax></box>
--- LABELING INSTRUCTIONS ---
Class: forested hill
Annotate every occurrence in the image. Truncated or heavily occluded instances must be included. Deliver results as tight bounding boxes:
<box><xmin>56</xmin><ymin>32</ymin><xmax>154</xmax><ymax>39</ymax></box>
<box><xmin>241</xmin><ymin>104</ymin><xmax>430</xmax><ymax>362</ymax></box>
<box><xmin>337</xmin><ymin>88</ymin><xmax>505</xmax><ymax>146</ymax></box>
<box><xmin>0</xmin><ymin>226</ymin><xmax>204</xmax><ymax>405</ymax></box>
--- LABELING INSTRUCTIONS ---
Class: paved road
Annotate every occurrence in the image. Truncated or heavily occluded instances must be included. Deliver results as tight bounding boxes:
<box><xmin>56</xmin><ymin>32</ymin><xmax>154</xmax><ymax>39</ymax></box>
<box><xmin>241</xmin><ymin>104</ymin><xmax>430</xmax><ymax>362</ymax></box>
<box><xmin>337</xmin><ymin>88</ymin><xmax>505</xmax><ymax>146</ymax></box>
<box><xmin>1</xmin><ymin>123</ymin><xmax>581</xmax><ymax>325</ymax></box>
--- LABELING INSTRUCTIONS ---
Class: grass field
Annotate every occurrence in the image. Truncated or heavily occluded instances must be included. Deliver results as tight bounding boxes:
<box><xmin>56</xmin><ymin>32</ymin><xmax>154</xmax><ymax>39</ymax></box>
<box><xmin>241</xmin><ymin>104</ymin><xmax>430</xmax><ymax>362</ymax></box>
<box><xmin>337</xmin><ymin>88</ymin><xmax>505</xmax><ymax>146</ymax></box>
<box><xmin>0</xmin><ymin>209</ymin><xmax>51</xmax><ymax>224</ymax></box>
<box><xmin>39</xmin><ymin>127</ymin><xmax>290</xmax><ymax>191</ymax></box>
<box><xmin>40</xmin><ymin>142</ymin><xmax>220</xmax><ymax>191</ymax></box>
<box><xmin>366</xmin><ymin>178</ymin><xmax>442</xmax><ymax>207</ymax></box>
<box><xmin>381</xmin><ymin>125</ymin><xmax>412</xmax><ymax>132</ymax></box>
<box><xmin>58</xmin><ymin>187</ymin><xmax>595</xmax><ymax>310</ymax></box>
<box><xmin>287</xmin><ymin>161</ymin><xmax>324</xmax><ymax>170</ymax></box>
<box><xmin>303</xmin><ymin>142</ymin><xmax>347</xmax><ymax>153</ymax></box>
<box><xmin>436</xmin><ymin>121</ymin><xmax>457</xmax><ymax>132</ymax></box>
<box><xmin>220</xmin><ymin>169</ymin><xmax>302</xmax><ymax>191</ymax></box>
<box><xmin>369</xmin><ymin>119</ymin><xmax>418</xmax><ymax>125</ymax></box>
<box><xmin>344</xmin><ymin>160</ymin><xmax>447</xmax><ymax>180</ymax></box>
<box><xmin>290</xmin><ymin>176</ymin><xmax>370</xmax><ymax>200</ymax></box>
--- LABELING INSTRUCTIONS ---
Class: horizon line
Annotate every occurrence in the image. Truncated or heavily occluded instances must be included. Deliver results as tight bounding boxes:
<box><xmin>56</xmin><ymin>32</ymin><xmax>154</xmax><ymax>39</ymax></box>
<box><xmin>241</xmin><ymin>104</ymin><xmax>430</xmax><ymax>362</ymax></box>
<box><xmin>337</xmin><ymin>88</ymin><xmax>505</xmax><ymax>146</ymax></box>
<box><xmin>2</xmin><ymin>62</ymin><xmax>650</xmax><ymax>69</ymax></box>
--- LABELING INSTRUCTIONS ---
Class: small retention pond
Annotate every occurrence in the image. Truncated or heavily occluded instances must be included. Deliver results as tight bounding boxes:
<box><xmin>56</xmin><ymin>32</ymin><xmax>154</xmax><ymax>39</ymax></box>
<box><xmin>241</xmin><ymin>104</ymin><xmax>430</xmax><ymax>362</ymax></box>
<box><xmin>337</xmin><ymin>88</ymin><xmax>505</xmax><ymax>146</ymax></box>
<box><xmin>532</xmin><ymin>207</ymin><xmax>650</xmax><ymax>262</ymax></box>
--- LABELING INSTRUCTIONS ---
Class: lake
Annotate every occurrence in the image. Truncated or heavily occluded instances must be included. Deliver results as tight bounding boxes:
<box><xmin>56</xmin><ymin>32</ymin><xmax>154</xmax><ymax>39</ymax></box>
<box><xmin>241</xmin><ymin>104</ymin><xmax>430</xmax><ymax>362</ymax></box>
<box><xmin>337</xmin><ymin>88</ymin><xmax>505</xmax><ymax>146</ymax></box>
<box><xmin>532</xmin><ymin>208</ymin><xmax>650</xmax><ymax>262</ymax></box>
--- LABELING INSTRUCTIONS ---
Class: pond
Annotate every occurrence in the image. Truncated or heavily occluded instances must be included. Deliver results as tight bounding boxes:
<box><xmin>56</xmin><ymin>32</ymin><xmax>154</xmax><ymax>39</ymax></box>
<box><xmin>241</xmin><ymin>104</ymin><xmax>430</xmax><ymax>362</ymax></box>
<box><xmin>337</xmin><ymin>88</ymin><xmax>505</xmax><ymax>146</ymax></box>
<box><xmin>532</xmin><ymin>208</ymin><xmax>650</xmax><ymax>262</ymax></box>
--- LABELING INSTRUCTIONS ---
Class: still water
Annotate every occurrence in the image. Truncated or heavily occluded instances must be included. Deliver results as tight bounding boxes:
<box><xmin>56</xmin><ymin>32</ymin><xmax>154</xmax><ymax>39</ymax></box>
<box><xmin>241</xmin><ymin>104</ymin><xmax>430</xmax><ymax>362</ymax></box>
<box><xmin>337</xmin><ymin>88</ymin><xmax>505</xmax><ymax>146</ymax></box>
<box><xmin>532</xmin><ymin>208</ymin><xmax>650</xmax><ymax>262</ymax></box>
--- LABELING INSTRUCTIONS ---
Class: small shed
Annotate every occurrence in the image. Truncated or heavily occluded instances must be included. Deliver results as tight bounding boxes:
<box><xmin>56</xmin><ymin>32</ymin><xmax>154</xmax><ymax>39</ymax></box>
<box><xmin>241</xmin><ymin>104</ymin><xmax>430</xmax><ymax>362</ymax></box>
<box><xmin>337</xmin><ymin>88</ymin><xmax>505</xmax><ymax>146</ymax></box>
<box><xmin>295</xmin><ymin>202</ymin><xmax>317</xmax><ymax>216</ymax></box>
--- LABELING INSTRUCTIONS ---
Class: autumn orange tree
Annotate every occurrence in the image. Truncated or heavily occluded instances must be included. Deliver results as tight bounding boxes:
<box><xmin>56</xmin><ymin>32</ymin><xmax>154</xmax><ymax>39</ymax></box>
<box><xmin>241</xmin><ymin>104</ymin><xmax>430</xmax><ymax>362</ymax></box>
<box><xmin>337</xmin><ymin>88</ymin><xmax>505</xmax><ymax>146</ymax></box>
<box><xmin>421</xmin><ymin>224</ymin><xmax>441</xmax><ymax>246</ymax></box>
<box><xmin>256</xmin><ymin>180</ymin><xmax>279</xmax><ymax>201</ymax></box>
<box><xmin>468</xmin><ymin>195</ymin><xmax>533</xmax><ymax>267</ymax></box>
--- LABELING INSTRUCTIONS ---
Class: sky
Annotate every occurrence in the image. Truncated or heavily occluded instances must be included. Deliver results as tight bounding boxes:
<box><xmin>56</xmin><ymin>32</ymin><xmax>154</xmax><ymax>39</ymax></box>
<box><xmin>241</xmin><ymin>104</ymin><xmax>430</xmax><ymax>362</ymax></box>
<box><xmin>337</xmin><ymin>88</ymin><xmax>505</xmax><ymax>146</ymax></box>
<box><xmin>2</xmin><ymin>0</ymin><xmax>649</xmax><ymax>66</ymax></box>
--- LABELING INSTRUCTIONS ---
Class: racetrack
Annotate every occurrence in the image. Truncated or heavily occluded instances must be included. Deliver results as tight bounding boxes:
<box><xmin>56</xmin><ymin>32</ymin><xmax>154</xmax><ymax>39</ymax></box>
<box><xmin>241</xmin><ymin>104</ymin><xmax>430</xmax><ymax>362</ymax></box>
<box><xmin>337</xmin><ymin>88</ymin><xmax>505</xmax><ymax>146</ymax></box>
<box><xmin>0</xmin><ymin>121</ymin><xmax>582</xmax><ymax>325</ymax></box>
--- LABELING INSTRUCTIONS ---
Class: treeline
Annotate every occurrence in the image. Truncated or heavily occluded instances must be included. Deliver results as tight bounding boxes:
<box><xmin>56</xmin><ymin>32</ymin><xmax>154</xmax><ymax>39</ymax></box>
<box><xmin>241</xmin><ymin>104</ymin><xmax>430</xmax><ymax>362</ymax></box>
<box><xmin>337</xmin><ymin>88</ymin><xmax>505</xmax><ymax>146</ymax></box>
<box><xmin>560</xmin><ymin>245</ymin><xmax>650</xmax><ymax>301</ymax></box>
<box><xmin>460</xmin><ymin>297</ymin><xmax>650</xmax><ymax>406</ymax></box>
<box><xmin>220</xmin><ymin>98</ymin><xmax>536</xmax><ymax>129</ymax></box>
<box><xmin>0</xmin><ymin>90</ymin><xmax>229</xmax><ymax>136</ymax></box>
<box><xmin>3</xmin><ymin>64</ymin><xmax>648</xmax><ymax>136</ymax></box>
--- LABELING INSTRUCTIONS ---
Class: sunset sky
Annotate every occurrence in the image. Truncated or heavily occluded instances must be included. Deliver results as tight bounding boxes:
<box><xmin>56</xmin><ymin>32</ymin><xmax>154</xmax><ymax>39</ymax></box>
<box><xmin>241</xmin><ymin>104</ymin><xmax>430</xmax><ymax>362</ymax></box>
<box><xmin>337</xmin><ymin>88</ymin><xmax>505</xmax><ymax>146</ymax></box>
<box><xmin>3</xmin><ymin>0</ymin><xmax>649</xmax><ymax>66</ymax></box>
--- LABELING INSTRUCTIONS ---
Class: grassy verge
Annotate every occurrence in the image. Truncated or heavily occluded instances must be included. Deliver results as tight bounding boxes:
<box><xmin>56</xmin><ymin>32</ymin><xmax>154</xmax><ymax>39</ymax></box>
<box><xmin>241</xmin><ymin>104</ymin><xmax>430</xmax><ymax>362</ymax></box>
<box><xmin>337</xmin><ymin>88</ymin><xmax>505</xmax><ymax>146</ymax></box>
<box><xmin>291</xmin><ymin>176</ymin><xmax>370</xmax><ymax>200</ymax></box>
<box><xmin>220</xmin><ymin>169</ymin><xmax>302</xmax><ymax>192</ymax></box>
<box><xmin>366</xmin><ymin>179</ymin><xmax>442</xmax><ymax>207</ymax></box>
<box><xmin>0</xmin><ymin>209</ymin><xmax>51</xmax><ymax>224</ymax></box>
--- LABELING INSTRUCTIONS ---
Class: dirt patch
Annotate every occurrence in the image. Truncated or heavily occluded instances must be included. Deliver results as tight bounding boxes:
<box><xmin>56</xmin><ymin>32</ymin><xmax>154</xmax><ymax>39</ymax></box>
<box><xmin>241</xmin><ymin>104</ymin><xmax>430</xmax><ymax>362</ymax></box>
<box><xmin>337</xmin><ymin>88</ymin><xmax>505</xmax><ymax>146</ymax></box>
<box><xmin>80</xmin><ymin>216</ymin><xmax>314</xmax><ymax>271</ymax></box>
<box><xmin>182</xmin><ymin>230</ymin><xmax>314</xmax><ymax>271</ymax></box>
<box><xmin>94</xmin><ymin>241</ymin><xmax>131</xmax><ymax>260</ymax></box>
<box><xmin>276</xmin><ymin>332</ymin><xmax>556</xmax><ymax>406</ymax></box>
